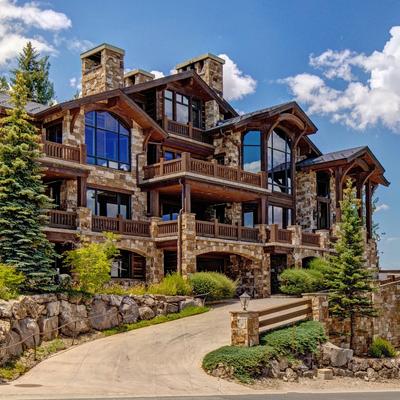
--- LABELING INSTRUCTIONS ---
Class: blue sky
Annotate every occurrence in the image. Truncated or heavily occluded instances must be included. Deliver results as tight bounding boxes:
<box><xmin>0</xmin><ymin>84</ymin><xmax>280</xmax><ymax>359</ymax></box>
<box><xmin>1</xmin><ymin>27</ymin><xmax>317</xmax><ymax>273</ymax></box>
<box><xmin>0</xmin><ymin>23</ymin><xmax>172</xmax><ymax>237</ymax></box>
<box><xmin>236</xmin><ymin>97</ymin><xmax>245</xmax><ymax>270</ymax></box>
<box><xmin>1</xmin><ymin>0</ymin><xmax>399</xmax><ymax>268</ymax></box>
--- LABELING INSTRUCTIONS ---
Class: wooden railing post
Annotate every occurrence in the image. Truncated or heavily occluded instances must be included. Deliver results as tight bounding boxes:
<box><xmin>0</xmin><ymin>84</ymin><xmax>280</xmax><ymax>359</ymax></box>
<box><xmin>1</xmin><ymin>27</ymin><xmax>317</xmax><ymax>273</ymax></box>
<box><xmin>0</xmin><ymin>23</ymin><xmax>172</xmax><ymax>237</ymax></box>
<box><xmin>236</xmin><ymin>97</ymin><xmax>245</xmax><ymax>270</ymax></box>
<box><xmin>118</xmin><ymin>215</ymin><xmax>125</xmax><ymax>234</ymax></box>
<box><xmin>79</xmin><ymin>143</ymin><xmax>86</xmax><ymax>164</ymax></box>
<box><xmin>269</xmin><ymin>224</ymin><xmax>279</xmax><ymax>242</ymax></box>
<box><xmin>237</xmin><ymin>222</ymin><xmax>241</xmax><ymax>241</ymax></box>
<box><xmin>211</xmin><ymin>158</ymin><xmax>217</xmax><ymax>177</ymax></box>
<box><xmin>214</xmin><ymin>218</ymin><xmax>218</xmax><ymax>238</ymax></box>
<box><xmin>159</xmin><ymin>157</ymin><xmax>164</xmax><ymax>175</ymax></box>
<box><xmin>188</xmin><ymin>122</ymin><xmax>193</xmax><ymax>138</ymax></box>
<box><xmin>259</xmin><ymin>171</ymin><xmax>267</xmax><ymax>188</ymax></box>
<box><xmin>181</xmin><ymin>152</ymin><xmax>190</xmax><ymax>172</ymax></box>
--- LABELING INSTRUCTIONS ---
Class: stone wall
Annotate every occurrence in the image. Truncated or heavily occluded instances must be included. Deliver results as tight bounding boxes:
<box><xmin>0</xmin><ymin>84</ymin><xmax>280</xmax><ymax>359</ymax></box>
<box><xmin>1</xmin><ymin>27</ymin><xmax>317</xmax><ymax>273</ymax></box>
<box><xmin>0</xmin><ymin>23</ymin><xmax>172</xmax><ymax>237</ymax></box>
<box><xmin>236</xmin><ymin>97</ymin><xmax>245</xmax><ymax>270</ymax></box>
<box><xmin>296</xmin><ymin>171</ymin><xmax>317</xmax><ymax>231</ymax></box>
<box><xmin>0</xmin><ymin>293</ymin><xmax>200</xmax><ymax>366</ymax></box>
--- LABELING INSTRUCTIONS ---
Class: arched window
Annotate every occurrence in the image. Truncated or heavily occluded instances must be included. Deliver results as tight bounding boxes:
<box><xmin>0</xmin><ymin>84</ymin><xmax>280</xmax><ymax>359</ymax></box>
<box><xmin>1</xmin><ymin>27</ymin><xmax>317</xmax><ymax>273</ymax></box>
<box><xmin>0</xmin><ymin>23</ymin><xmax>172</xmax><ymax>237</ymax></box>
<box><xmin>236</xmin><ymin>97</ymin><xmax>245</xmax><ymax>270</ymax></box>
<box><xmin>242</xmin><ymin>130</ymin><xmax>261</xmax><ymax>173</ymax></box>
<box><xmin>267</xmin><ymin>129</ymin><xmax>292</xmax><ymax>194</ymax></box>
<box><xmin>85</xmin><ymin>111</ymin><xmax>130</xmax><ymax>171</ymax></box>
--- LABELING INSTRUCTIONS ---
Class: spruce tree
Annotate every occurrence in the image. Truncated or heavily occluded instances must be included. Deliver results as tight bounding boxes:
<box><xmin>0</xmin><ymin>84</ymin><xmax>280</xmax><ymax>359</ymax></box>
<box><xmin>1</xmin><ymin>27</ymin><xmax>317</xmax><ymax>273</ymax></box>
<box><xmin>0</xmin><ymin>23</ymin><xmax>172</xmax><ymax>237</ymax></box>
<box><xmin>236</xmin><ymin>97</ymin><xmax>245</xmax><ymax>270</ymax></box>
<box><xmin>0</xmin><ymin>76</ymin><xmax>9</xmax><ymax>93</ymax></box>
<box><xmin>0</xmin><ymin>72</ymin><xmax>57</xmax><ymax>291</ymax></box>
<box><xmin>328</xmin><ymin>178</ymin><xmax>376</xmax><ymax>350</ymax></box>
<box><xmin>11</xmin><ymin>42</ymin><xmax>55</xmax><ymax>105</ymax></box>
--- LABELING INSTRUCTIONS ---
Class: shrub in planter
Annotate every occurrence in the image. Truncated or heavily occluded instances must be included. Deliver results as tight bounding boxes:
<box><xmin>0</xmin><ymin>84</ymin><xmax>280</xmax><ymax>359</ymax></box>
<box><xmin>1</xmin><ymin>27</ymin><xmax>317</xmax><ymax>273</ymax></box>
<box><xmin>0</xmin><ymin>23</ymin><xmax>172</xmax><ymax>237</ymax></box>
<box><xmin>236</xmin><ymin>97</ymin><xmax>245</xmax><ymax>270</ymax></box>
<box><xmin>147</xmin><ymin>273</ymin><xmax>192</xmax><ymax>296</ymax></box>
<box><xmin>0</xmin><ymin>264</ymin><xmax>25</xmax><ymax>300</ymax></box>
<box><xmin>189</xmin><ymin>272</ymin><xmax>236</xmax><ymax>300</ymax></box>
<box><xmin>279</xmin><ymin>268</ymin><xmax>323</xmax><ymax>295</ymax></box>
<box><xmin>368</xmin><ymin>337</ymin><xmax>397</xmax><ymax>358</ymax></box>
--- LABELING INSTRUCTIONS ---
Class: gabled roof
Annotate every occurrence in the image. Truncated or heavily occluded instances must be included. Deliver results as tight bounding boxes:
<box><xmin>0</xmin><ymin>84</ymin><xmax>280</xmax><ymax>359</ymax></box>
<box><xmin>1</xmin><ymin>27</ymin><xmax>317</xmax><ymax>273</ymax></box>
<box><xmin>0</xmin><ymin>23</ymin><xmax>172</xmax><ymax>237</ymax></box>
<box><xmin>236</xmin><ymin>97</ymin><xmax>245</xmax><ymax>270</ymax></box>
<box><xmin>207</xmin><ymin>101</ymin><xmax>317</xmax><ymax>134</ymax></box>
<box><xmin>297</xmin><ymin>146</ymin><xmax>390</xmax><ymax>186</ymax></box>
<box><xmin>0</xmin><ymin>93</ymin><xmax>49</xmax><ymax>115</ymax></box>
<box><xmin>124</xmin><ymin>70</ymin><xmax>237</xmax><ymax>117</ymax></box>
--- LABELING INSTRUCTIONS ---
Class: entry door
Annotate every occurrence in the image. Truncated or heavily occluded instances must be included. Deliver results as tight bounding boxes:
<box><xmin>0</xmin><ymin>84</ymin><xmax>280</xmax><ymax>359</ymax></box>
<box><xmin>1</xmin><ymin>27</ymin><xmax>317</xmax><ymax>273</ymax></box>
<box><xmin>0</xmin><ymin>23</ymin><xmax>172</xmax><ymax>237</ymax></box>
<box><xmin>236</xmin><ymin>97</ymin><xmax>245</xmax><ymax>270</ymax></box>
<box><xmin>270</xmin><ymin>254</ymin><xmax>288</xmax><ymax>294</ymax></box>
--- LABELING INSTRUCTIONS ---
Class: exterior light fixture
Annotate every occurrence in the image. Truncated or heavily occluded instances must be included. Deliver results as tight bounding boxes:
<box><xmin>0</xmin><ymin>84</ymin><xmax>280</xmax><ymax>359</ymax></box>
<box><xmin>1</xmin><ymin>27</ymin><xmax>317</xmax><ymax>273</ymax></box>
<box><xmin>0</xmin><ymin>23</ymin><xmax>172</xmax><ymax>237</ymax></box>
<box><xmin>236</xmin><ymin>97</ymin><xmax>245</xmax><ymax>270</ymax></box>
<box><xmin>239</xmin><ymin>291</ymin><xmax>251</xmax><ymax>311</ymax></box>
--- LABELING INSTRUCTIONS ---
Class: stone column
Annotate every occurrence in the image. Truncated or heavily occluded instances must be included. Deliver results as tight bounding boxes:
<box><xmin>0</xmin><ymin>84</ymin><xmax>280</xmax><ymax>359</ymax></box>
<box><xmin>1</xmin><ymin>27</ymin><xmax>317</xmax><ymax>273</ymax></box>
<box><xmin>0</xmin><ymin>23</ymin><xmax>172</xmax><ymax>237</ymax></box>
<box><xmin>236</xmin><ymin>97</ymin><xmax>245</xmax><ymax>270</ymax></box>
<box><xmin>316</xmin><ymin>229</ymin><xmax>330</xmax><ymax>249</ymax></box>
<box><xmin>302</xmin><ymin>293</ymin><xmax>329</xmax><ymax>328</ymax></box>
<box><xmin>288</xmin><ymin>225</ymin><xmax>302</xmax><ymax>246</ymax></box>
<box><xmin>180</xmin><ymin>213</ymin><xmax>196</xmax><ymax>277</ymax></box>
<box><xmin>230</xmin><ymin>311</ymin><xmax>259</xmax><ymax>347</ymax></box>
<box><xmin>150</xmin><ymin>217</ymin><xmax>161</xmax><ymax>239</ymax></box>
<box><xmin>77</xmin><ymin>207</ymin><xmax>92</xmax><ymax>232</ymax></box>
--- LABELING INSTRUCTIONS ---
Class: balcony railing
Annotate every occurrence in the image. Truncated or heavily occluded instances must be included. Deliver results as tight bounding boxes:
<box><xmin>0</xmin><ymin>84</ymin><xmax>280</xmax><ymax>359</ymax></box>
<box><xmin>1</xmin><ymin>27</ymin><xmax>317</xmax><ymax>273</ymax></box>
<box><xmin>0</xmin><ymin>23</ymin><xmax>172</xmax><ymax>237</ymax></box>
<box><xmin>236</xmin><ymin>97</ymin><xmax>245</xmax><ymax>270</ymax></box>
<box><xmin>143</xmin><ymin>153</ymin><xmax>266</xmax><ymax>188</ymax></box>
<box><xmin>158</xmin><ymin>220</ymin><xmax>178</xmax><ymax>237</ymax></box>
<box><xmin>164</xmin><ymin>118</ymin><xmax>213</xmax><ymax>145</ymax></box>
<box><xmin>47</xmin><ymin>210</ymin><xmax>77</xmax><ymax>230</ymax></box>
<box><xmin>42</xmin><ymin>139</ymin><xmax>86</xmax><ymax>163</ymax></box>
<box><xmin>195</xmin><ymin>220</ymin><xmax>260</xmax><ymax>242</ymax></box>
<box><xmin>92</xmin><ymin>216</ymin><xmax>150</xmax><ymax>237</ymax></box>
<box><xmin>301</xmin><ymin>232</ymin><xmax>321</xmax><ymax>247</ymax></box>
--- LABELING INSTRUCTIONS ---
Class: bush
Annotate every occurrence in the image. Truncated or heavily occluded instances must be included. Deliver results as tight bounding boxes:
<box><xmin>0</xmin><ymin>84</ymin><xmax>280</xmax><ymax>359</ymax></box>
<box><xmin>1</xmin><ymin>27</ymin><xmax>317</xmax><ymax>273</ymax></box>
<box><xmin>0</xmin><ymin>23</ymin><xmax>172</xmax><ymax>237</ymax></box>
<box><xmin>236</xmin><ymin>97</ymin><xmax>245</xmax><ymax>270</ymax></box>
<box><xmin>279</xmin><ymin>268</ymin><xmax>323</xmax><ymax>295</ymax></box>
<box><xmin>368</xmin><ymin>337</ymin><xmax>397</xmax><ymax>358</ymax></box>
<box><xmin>0</xmin><ymin>264</ymin><xmax>25</xmax><ymax>300</ymax></box>
<box><xmin>64</xmin><ymin>232</ymin><xmax>119</xmax><ymax>294</ymax></box>
<box><xmin>202</xmin><ymin>345</ymin><xmax>276</xmax><ymax>382</ymax></box>
<box><xmin>260</xmin><ymin>320</ymin><xmax>327</xmax><ymax>356</ymax></box>
<box><xmin>189</xmin><ymin>272</ymin><xmax>236</xmax><ymax>300</ymax></box>
<box><xmin>147</xmin><ymin>273</ymin><xmax>192</xmax><ymax>296</ymax></box>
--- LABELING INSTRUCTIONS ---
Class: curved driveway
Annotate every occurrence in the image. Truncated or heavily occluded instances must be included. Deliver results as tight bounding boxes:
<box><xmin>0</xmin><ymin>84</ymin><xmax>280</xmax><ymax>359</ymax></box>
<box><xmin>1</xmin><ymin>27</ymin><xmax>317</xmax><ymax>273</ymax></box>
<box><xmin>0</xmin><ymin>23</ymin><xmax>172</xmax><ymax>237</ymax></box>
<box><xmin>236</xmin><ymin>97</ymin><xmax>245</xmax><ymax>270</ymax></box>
<box><xmin>1</xmin><ymin>298</ymin><xmax>293</xmax><ymax>399</ymax></box>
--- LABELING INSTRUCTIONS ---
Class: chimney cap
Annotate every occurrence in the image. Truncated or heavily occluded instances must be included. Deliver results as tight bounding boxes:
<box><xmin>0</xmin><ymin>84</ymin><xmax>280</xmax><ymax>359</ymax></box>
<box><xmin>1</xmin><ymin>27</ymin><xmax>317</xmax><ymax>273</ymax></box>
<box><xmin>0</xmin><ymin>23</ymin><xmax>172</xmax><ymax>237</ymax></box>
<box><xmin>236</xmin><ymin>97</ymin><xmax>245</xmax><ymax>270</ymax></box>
<box><xmin>175</xmin><ymin>53</ymin><xmax>225</xmax><ymax>70</ymax></box>
<box><xmin>124</xmin><ymin>69</ymin><xmax>155</xmax><ymax>79</ymax></box>
<box><xmin>80</xmin><ymin>43</ymin><xmax>125</xmax><ymax>59</ymax></box>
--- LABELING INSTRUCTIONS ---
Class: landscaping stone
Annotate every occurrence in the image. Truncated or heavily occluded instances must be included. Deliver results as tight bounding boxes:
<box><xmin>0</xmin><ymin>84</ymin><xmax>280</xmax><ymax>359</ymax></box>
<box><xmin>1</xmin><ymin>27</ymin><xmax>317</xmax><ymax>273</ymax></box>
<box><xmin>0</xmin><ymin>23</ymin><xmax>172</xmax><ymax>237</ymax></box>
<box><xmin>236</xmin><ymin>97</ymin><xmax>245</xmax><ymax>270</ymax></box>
<box><xmin>354</xmin><ymin>371</ymin><xmax>368</xmax><ymax>379</ymax></box>
<box><xmin>119</xmin><ymin>297</ymin><xmax>139</xmax><ymax>324</ymax></box>
<box><xmin>89</xmin><ymin>299</ymin><xmax>121</xmax><ymax>330</ymax></box>
<box><xmin>283</xmin><ymin>367</ymin><xmax>298</xmax><ymax>382</ymax></box>
<box><xmin>179</xmin><ymin>299</ymin><xmax>196</xmax><ymax>310</ymax></box>
<box><xmin>317</xmin><ymin>368</ymin><xmax>333</xmax><ymax>380</ymax></box>
<box><xmin>321</xmin><ymin>342</ymin><xmax>353</xmax><ymax>367</ymax></box>
<box><xmin>59</xmin><ymin>301</ymin><xmax>90</xmax><ymax>336</ymax></box>
<box><xmin>12</xmin><ymin>318</ymin><xmax>40</xmax><ymax>350</ymax></box>
<box><xmin>139</xmin><ymin>306</ymin><xmax>155</xmax><ymax>320</ymax></box>
<box><xmin>38</xmin><ymin>316</ymin><xmax>59</xmax><ymax>341</ymax></box>
<box><xmin>0</xmin><ymin>300</ymin><xmax>13</xmax><ymax>319</ymax></box>
<box><xmin>46</xmin><ymin>301</ymin><xmax>60</xmax><ymax>317</ymax></box>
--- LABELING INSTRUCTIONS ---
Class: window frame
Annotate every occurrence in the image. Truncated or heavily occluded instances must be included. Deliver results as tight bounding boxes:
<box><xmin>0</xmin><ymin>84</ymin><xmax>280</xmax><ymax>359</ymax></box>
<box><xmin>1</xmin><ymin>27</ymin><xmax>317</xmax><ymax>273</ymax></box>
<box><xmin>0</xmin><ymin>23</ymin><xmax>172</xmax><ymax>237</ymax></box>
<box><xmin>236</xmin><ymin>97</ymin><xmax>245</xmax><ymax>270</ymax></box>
<box><xmin>85</xmin><ymin>111</ymin><xmax>131</xmax><ymax>172</ymax></box>
<box><xmin>163</xmin><ymin>89</ymin><xmax>204</xmax><ymax>129</ymax></box>
<box><xmin>86</xmin><ymin>187</ymin><xmax>132</xmax><ymax>219</ymax></box>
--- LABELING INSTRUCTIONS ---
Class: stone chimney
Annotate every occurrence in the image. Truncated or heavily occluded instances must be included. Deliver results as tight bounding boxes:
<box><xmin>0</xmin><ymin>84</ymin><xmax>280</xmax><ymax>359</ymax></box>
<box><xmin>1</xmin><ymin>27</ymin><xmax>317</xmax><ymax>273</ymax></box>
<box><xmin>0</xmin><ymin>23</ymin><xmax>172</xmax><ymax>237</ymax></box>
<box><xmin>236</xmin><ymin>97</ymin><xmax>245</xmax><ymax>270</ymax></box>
<box><xmin>175</xmin><ymin>53</ymin><xmax>225</xmax><ymax>97</ymax></box>
<box><xmin>124</xmin><ymin>69</ymin><xmax>155</xmax><ymax>87</ymax></box>
<box><xmin>81</xmin><ymin>43</ymin><xmax>125</xmax><ymax>97</ymax></box>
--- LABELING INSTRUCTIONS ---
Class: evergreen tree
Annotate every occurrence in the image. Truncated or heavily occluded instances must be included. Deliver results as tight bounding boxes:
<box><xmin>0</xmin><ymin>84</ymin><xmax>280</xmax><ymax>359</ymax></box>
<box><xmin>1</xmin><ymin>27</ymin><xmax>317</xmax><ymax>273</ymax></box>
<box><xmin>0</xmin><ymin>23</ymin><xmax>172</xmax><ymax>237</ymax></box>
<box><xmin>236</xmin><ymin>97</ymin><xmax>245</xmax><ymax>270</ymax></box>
<box><xmin>328</xmin><ymin>178</ymin><xmax>376</xmax><ymax>350</ymax></box>
<box><xmin>0</xmin><ymin>72</ymin><xmax>57</xmax><ymax>291</ymax></box>
<box><xmin>11</xmin><ymin>42</ymin><xmax>55</xmax><ymax>105</ymax></box>
<box><xmin>0</xmin><ymin>76</ymin><xmax>9</xmax><ymax>93</ymax></box>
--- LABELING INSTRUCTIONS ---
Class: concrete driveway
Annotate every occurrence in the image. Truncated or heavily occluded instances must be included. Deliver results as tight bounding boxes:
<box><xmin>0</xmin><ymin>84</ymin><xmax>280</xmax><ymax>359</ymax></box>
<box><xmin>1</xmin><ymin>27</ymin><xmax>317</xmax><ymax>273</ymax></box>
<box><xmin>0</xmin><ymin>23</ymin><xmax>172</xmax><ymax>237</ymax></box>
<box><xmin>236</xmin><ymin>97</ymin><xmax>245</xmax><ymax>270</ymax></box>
<box><xmin>0</xmin><ymin>297</ymin><xmax>296</xmax><ymax>399</ymax></box>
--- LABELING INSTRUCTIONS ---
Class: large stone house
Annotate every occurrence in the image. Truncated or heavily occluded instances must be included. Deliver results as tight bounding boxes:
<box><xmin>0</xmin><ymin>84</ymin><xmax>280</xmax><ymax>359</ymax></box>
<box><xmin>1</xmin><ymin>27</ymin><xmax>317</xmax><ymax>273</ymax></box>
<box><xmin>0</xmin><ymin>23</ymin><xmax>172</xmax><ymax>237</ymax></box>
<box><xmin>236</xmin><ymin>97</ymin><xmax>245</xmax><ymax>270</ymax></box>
<box><xmin>0</xmin><ymin>43</ymin><xmax>389</xmax><ymax>297</ymax></box>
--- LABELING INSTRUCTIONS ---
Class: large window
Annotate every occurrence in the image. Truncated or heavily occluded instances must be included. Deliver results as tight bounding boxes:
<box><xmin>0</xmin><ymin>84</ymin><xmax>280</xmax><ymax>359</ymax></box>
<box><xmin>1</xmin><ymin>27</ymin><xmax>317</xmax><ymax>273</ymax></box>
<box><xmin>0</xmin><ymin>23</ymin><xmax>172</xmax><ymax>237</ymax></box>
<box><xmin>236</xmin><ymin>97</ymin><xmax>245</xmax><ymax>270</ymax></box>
<box><xmin>45</xmin><ymin>121</ymin><xmax>62</xmax><ymax>143</ymax></box>
<box><xmin>317</xmin><ymin>172</ymin><xmax>330</xmax><ymax>229</ymax></box>
<box><xmin>268</xmin><ymin>205</ymin><xmax>292</xmax><ymax>229</ymax></box>
<box><xmin>164</xmin><ymin>90</ymin><xmax>203</xmax><ymax>128</ymax></box>
<box><xmin>242</xmin><ymin>130</ymin><xmax>262</xmax><ymax>173</ymax></box>
<box><xmin>161</xmin><ymin>203</ymin><xmax>180</xmax><ymax>221</ymax></box>
<box><xmin>87</xmin><ymin>188</ymin><xmax>131</xmax><ymax>219</ymax></box>
<box><xmin>85</xmin><ymin>111</ymin><xmax>130</xmax><ymax>171</ymax></box>
<box><xmin>111</xmin><ymin>250</ymin><xmax>146</xmax><ymax>280</ymax></box>
<box><xmin>267</xmin><ymin>129</ymin><xmax>292</xmax><ymax>194</ymax></box>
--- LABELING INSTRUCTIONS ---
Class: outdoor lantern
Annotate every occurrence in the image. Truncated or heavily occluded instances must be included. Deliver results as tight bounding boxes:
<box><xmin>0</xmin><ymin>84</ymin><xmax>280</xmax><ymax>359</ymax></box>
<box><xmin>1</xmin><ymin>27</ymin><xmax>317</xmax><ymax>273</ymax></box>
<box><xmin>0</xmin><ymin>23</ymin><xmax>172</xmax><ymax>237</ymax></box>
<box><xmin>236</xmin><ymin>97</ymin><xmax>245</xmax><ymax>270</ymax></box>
<box><xmin>239</xmin><ymin>291</ymin><xmax>251</xmax><ymax>311</ymax></box>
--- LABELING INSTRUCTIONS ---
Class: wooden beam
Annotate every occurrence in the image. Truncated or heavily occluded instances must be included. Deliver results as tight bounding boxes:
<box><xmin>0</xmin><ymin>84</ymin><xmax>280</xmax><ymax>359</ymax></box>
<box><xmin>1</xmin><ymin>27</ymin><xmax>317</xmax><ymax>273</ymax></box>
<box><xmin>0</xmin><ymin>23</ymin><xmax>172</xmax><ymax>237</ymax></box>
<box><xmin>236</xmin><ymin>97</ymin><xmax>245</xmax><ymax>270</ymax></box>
<box><xmin>365</xmin><ymin>180</ymin><xmax>372</xmax><ymax>240</ymax></box>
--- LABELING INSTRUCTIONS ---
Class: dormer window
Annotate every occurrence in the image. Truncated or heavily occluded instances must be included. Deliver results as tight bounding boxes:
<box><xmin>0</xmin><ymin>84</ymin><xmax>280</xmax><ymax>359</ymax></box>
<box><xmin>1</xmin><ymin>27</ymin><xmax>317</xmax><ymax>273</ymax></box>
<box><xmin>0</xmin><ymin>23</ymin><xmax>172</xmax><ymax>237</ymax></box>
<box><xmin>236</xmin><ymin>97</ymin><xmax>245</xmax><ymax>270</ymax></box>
<box><xmin>163</xmin><ymin>90</ymin><xmax>203</xmax><ymax>128</ymax></box>
<box><xmin>45</xmin><ymin>120</ymin><xmax>63</xmax><ymax>143</ymax></box>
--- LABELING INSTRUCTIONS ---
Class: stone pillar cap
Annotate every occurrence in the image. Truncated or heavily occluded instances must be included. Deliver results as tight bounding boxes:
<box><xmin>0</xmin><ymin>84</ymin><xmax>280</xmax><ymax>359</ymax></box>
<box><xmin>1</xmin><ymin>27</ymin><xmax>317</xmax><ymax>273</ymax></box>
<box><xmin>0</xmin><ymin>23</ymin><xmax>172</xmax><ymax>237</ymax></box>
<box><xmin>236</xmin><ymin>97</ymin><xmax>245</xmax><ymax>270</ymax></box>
<box><xmin>81</xmin><ymin>43</ymin><xmax>125</xmax><ymax>59</ymax></box>
<box><xmin>176</xmin><ymin>53</ymin><xmax>225</xmax><ymax>70</ymax></box>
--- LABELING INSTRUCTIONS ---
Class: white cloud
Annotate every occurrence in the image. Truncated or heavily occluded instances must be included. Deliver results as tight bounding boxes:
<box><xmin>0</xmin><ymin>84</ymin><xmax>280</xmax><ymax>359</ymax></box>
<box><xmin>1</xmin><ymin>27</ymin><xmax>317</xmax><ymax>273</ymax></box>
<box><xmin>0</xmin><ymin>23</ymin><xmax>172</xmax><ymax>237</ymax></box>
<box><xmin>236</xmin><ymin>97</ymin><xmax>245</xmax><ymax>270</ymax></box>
<box><xmin>387</xmin><ymin>237</ymin><xmax>400</xmax><ymax>242</ymax></box>
<box><xmin>243</xmin><ymin>160</ymin><xmax>261</xmax><ymax>173</ymax></box>
<box><xmin>150</xmin><ymin>70</ymin><xmax>165</xmax><ymax>79</ymax></box>
<box><xmin>375</xmin><ymin>203</ymin><xmax>390</xmax><ymax>212</ymax></box>
<box><xmin>0</xmin><ymin>0</ymin><xmax>72</xmax><ymax>67</ymax></box>
<box><xmin>54</xmin><ymin>35</ymin><xmax>93</xmax><ymax>53</ymax></box>
<box><xmin>69</xmin><ymin>76</ymin><xmax>81</xmax><ymax>90</ymax></box>
<box><xmin>280</xmin><ymin>26</ymin><xmax>400</xmax><ymax>133</ymax></box>
<box><xmin>218</xmin><ymin>54</ymin><xmax>257</xmax><ymax>101</ymax></box>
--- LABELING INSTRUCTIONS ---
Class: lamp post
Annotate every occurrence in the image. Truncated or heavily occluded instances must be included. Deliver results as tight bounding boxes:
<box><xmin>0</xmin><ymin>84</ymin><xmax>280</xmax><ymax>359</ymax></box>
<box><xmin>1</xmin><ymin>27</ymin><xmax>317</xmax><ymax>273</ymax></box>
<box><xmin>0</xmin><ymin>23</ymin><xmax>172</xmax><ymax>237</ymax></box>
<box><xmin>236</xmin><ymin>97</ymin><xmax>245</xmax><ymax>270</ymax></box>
<box><xmin>239</xmin><ymin>291</ymin><xmax>251</xmax><ymax>311</ymax></box>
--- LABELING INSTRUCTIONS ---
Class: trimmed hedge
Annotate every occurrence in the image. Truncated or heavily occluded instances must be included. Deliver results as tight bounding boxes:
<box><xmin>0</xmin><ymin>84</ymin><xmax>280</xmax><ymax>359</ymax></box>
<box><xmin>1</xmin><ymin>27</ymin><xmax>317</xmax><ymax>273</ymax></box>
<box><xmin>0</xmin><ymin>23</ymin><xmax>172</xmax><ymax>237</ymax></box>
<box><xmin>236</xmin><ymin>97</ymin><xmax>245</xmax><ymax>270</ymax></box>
<box><xmin>260</xmin><ymin>320</ymin><xmax>327</xmax><ymax>356</ymax></box>
<box><xmin>189</xmin><ymin>272</ymin><xmax>237</xmax><ymax>300</ymax></box>
<box><xmin>203</xmin><ymin>321</ymin><xmax>327</xmax><ymax>382</ymax></box>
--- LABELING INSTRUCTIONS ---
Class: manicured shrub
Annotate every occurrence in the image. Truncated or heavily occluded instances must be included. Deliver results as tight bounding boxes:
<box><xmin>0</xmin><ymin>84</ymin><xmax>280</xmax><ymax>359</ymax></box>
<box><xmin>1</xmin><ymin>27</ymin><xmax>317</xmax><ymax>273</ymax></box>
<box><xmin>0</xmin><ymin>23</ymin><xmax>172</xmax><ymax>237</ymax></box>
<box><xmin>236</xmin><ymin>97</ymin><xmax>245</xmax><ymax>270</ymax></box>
<box><xmin>147</xmin><ymin>273</ymin><xmax>192</xmax><ymax>296</ymax></box>
<box><xmin>189</xmin><ymin>272</ymin><xmax>237</xmax><ymax>300</ymax></box>
<box><xmin>64</xmin><ymin>233</ymin><xmax>119</xmax><ymax>294</ymax></box>
<box><xmin>279</xmin><ymin>268</ymin><xmax>323</xmax><ymax>295</ymax></box>
<box><xmin>260</xmin><ymin>320</ymin><xmax>327</xmax><ymax>356</ymax></box>
<box><xmin>0</xmin><ymin>264</ymin><xmax>25</xmax><ymax>300</ymax></box>
<box><xmin>368</xmin><ymin>337</ymin><xmax>397</xmax><ymax>358</ymax></box>
<box><xmin>202</xmin><ymin>345</ymin><xmax>276</xmax><ymax>382</ymax></box>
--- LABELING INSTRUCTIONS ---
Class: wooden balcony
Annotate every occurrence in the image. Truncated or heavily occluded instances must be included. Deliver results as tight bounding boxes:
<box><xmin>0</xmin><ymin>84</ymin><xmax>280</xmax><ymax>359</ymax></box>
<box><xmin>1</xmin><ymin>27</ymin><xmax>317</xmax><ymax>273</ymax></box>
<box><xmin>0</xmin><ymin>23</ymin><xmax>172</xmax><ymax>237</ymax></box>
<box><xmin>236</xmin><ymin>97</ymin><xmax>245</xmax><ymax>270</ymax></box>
<box><xmin>158</xmin><ymin>220</ymin><xmax>178</xmax><ymax>237</ymax></box>
<box><xmin>92</xmin><ymin>216</ymin><xmax>150</xmax><ymax>237</ymax></box>
<box><xmin>143</xmin><ymin>153</ymin><xmax>266</xmax><ymax>189</ymax></box>
<box><xmin>195</xmin><ymin>220</ymin><xmax>260</xmax><ymax>242</ymax></box>
<box><xmin>301</xmin><ymin>232</ymin><xmax>321</xmax><ymax>247</ymax></box>
<box><xmin>164</xmin><ymin>118</ymin><xmax>213</xmax><ymax>145</ymax></box>
<box><xmin>47</xmin><ymin>210</ymin><xmax>77</xmax><ymax>230</ymax></box>
<box><xmin>42</xmin><ymin>139</ymin><xmax>86</xmax><ymax>164</ymax></box>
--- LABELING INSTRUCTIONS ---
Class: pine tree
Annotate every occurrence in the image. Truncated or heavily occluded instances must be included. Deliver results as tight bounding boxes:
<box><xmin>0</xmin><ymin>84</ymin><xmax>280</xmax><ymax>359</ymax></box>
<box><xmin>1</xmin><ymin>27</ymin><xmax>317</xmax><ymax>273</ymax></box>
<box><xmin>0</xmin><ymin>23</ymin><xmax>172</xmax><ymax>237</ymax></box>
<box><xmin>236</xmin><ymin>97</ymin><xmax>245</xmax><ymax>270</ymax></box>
<box><xmin>0</xmin><ymin>72</ymin><xmax>57</xmax><ymax>291</ymax></box>
<box><xmin>328</xmin><ymin>178</ymin><xmax>376</xmax><ymax>350</ymax></box>
<box><xmin>11</xmin><ymin>42</ymin><xmax>55</xmax><ymax>105</ymax></box>
<box><xmin>0</xmin><ymin>76</ymin><xmax>9</xmax><ymax>93</ymax></box>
